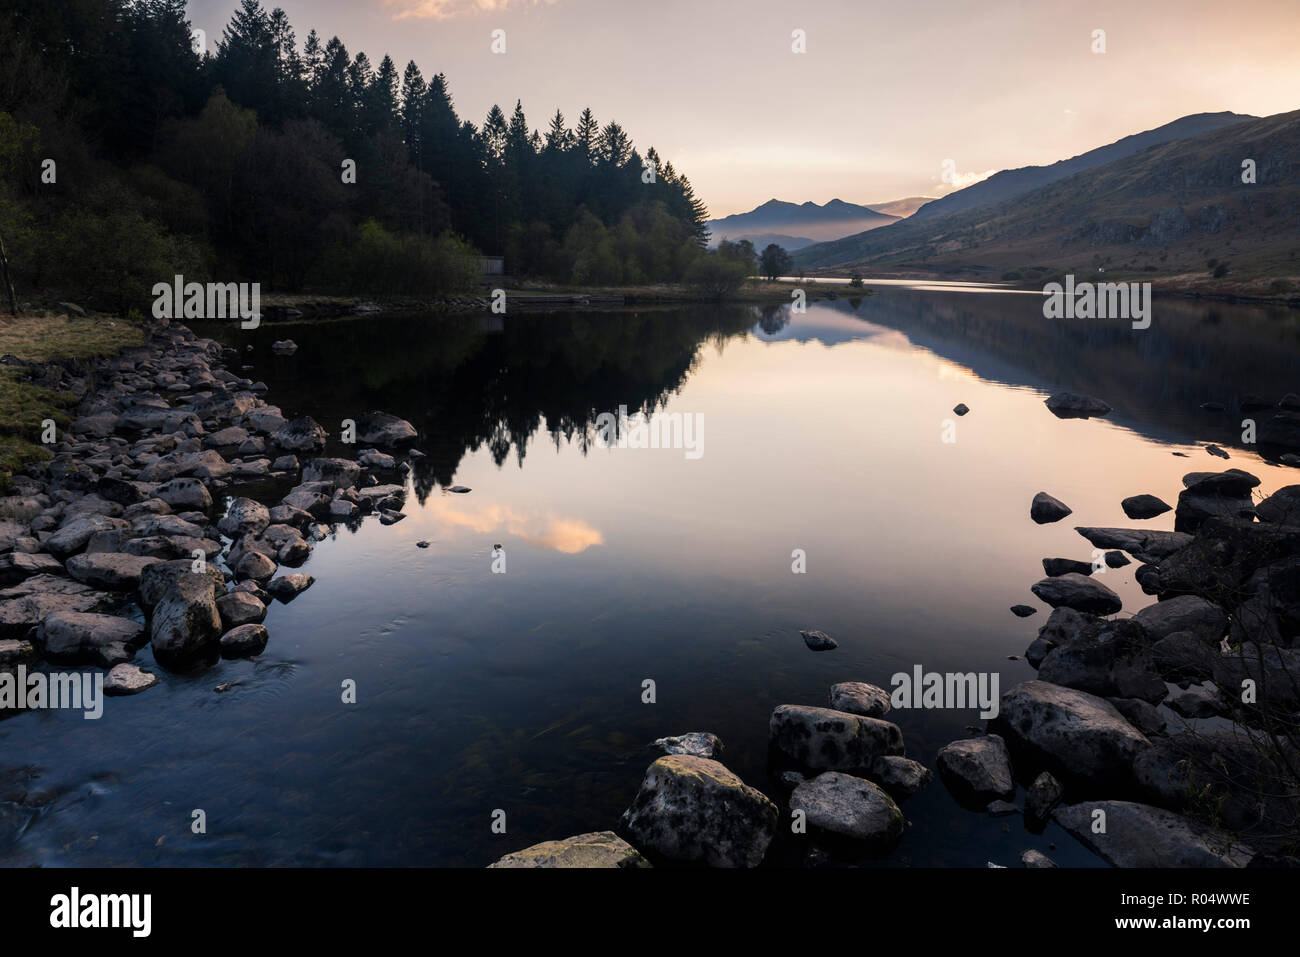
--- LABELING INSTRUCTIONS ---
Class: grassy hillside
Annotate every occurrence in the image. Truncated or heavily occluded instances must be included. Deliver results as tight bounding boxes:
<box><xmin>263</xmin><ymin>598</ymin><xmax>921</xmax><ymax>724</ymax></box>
<box><xmin>794</xmin><ymin>109</ymin><xmax>1300</xmax><ymax>295</ymax></box>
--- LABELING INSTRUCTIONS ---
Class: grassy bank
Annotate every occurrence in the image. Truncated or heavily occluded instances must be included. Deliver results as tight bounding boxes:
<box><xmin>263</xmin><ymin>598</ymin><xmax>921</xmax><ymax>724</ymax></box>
<box><xmin>0</xmin><ymin>312</ymin><xmax>144</xmax><ymax>489</ymax></box>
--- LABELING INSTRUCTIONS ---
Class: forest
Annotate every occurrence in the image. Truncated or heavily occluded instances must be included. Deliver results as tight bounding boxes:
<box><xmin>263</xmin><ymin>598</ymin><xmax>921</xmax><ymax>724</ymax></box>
<box><xmin>0</xmin><ymin>0</ymin><xmax>740</xmax><ymax>313</ymax></box>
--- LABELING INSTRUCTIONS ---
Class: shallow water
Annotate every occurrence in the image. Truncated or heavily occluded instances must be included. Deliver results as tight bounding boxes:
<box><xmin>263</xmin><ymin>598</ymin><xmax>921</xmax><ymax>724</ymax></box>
<box><xmin>3</xmin><ymin>286</ymin><xmax>1298</xmax><ymax>867</ymax></box>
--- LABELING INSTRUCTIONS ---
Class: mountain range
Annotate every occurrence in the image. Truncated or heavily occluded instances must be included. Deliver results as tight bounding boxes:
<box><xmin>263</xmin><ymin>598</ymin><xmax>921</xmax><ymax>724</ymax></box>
<box><xmin>705</xmin><ymin>197</ymin><xmax>933</xmax><ymax>250</ymax></box>
<box><xmin>791</xmin><ymin>109</ymin><xmax>1300</xmax><ymax>293</ymax></box>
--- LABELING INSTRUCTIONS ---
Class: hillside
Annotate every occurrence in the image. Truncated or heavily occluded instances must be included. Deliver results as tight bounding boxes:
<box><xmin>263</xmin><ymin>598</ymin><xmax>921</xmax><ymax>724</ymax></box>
<box><xmin>910</xmin><ymin>111</ymin><xmax>1257</xmax><ymax>221</ymax></box>
<box><xmin>865</xmin><ymin>196</ymin><xmax>937</xmax><ymax>219</ymax></box>
<box><xmin>793</xmin><ymin>109</ymin><xmax>1300</xmax><ymax>293</ymax></box>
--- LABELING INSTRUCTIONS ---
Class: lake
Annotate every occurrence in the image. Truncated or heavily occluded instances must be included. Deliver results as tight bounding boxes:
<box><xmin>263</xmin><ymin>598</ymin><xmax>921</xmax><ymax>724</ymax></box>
<box><xmin>3</xmin><ymin>283</ymin><xmax>1298</xmax><ymax>867</ymax></box>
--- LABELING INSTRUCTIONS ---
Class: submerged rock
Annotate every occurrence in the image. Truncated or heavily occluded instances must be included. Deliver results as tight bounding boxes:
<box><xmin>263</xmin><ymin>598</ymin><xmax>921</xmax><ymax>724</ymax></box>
<box><xmin>1021</xmin><ymin>848</ymin><xmax>1058</xmax><ymax>868</ymax></box>
<box><xmin>619</xmin><ymin>755</ymin><xmax>777</xmax><ymax>868</ymax></box>
<box><xmin>1025</xmin><ymin>771</ymin><xmax>1064</xmax><ymax>827</ymax></box>
<box><xmin>219</xmin><ymin>623</ymin><xmax>269</xmax><ymax>658</ymax></box>
<box><xmin>652</xmin><ymin>732</ymin><xmax>723</xmax><ymax>759</ymax></box>
<box><xmin>266</xmin><ymin>573</ymin><xmax>314</xmax><ymax>602</ymax></box>
<box><xmin>355</xmin><ymin>411</ymin><xmax>418</xmax><ymax>447</ymax></box>
<box><xmin>871</xmin><ymin>755</ymin><xmax>932</xmax><ymax>797</ymax></box>
<box><xmin>1121</xmin><ymin>494</ymin><xmax>1172</xmax><ymax>520</ymax></box>
<box><xmin>799</xmin><ymin>628</ymin><xmax>838</xmax><ymax>651</ymax></box>
<box><xmin>272</xmin><ymin>416</ymin><xmax>327</xmax><ymax>452</ymax></box>
<box><xmin>1010</xmin><ymin>604</ymin><xmax>1038</xmax><ymax>618</ymax></box>
<box><xmin>488</xmin><ymin>831</ymin><xmax>650</xmax><ymax>868</ymax></box>
<box><xmin>1053</xmin><ymin>801</ymin><xmax>1252</xmax><ymax>867</ymax></box>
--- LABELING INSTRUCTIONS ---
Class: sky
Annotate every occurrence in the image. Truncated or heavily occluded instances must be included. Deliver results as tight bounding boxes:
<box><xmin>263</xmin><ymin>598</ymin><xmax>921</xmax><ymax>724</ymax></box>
<box><xmin>188</xmin><ymin>0</ymin><xmax>1300</xmax><ymax>217</ymax></box>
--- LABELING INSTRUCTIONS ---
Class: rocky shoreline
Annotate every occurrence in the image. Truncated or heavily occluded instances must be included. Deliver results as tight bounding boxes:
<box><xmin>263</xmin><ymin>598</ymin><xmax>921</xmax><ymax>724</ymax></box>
<box><xmin>0</xmin><ymin>319</ymin><xmax>423</xmax><ymax>685</ymax></box>
<box><xmin>491</xmin><ymin>396</ymin><xmax>1300</xmax><ymax>869</ymax></box>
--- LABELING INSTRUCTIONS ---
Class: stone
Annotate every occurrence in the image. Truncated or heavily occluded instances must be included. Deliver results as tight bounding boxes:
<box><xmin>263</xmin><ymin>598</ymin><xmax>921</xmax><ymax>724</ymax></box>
<box><xmin>1036</xmin><ymin>617</ymin><xmax>1166</xmax><ymax>702</ymax></box>
<box><xmin>104</xmin><ymin>663</ymin><xmax>159</xmax><ymax>696</ymax></box>
<box><xmin>138</xmin><ymin>560</ymin><xmax>225</xmax><ymax>611</ymax></box>
<box><xmin>1166</xmin><ymin>682</ymin><xmax>1225</xmax><ymax>718</ymax></box>
<box><xmin>354</xmin><ymin>411</ymin><xmax>418</xmax><ymax>447</ymax></box>
<box><xmin>266</xmin><ymin>573</ymin><xmax>314</xmax><ymax>602</ymax></box>
<box><xmin>790</xmin><ymin>772</ymin><xmax>905</xmax><ymax>848</ymax></box>
<box><xmin>155</xmin><ymin>477</ymin><xmax>212</xmax><ymax>510</ymax></box>
<box><xmin>1021</xmin><ymin>849</ymin><xmax>1057</xmax><ymax>868</ymax></box>
<box><xmin>1133</xmin><ymin>595</ymin><xmax>1228</xmax><ymax>644</ymax></box>
<box><xmin>799</xmin><ymin>629</ymin><xmax>837</xmax><ymax>651</ymax></box>
<box><xmin>488</xmin><ymin>831</ymin><xmax>650</xmax><ymax>869</ymax></box>
<box><xmin>303</xmin><ymin>457</ymin><xmax>362</xmax><ymax>490</ymax></box>
<box><xmin>220</xmin><ymin>623</ymin><xmax>268</xmax><ymax>657</ymax></box>
<box><xmin>870</xmin><ymin>755</ymin><xmax>932</xmax><ymax>797</ymax></box>
<box><xmin>936</xmin><ymin>734</ymin><xmax>1016</xmax><ymax>806</ymax></box>
<box><xmin>1030</xmin><ymin>573</ymin><xmax>1122</xmax><ymax>615</ymax></box>
<box><xmin>217</xmin><ymin>497</ymin><xmax>271</xmax><ymax>538</ymax></box>
<box><xmin>994</xmin><ymin>680</ymin><xmax>1151</xmax><ymax>791</ymax></box>
<box><xmin>150</xmin><ymin>573</ymin><xmax>222</xmax><ymax>660</ymax></box>
<box><xmin>1121</xmin><ymin>494</ymin><xmax>1172</xmax><ymax>519</ymax></box>
<box><xmin>272</xmin><ymin>416</ymin><xmax>327</xmax><ymax>452</ymax></box>
<box><xmin>0</xmin><ymin>551</ymin><xmax>65</xmax><ymax>585</ymax></box>
<box><xmin>0</xmin><ymin>575</ymin><xmax>115</xmax><ymax>637</ymax></box>
<box><xmin>652</xmin><ymin>732</ymin><xmax>723</xmax><ymax>758</ymax></box>
<box><xmin>1073</xmin><ymin>527</ymin><xmax>1193</xmax><ymax>564</ymax></box>
<box><xmin>232</xmin><ymin>550</ymin><xmax>277</xmax><ymax>582</ymax></box>
<box><xmin>1010</xmin><ymin>604</ymin><xmax>1038</xmax><ymax>618</ymax></box>
<box><xmin>1256</xmin><ymin>485</ymin><xmax>1300</xmax><ymax>526</ymax></box>
<box><xmin>619</xmin><ymin>756</ymin><xmax>777</xmax><ymax>868</ymax></box>
<box><xmin>1053</xmin><ymin>801</ymin><xmax>1252</xmax><ymax>867</ymax></box>
<box><xmin>37</xmin><ymin>611</ymin><xmax>145</xmax><ymax>667</ymax></box>
<box><xmin>45</xmin><ymin>515</ymin><xmax>129</xmax><ymax>559</ymax></box>
<box><xmin>65</xmin><ymin>552</ymin><xmax>161</xmax><ymax>591</ymax></box>
<box><xmin>828</xmin><ymin>681</ymin><xmax>891</xmax><ymax>718</ymax></box>
<box><xmin>1042</xmin><ymin>557</ymin><xmax>1094</xmax><ymax>577</ymax></box>
<box><xmin>216</xmin><ymin>591</ymin><xmax>267</xmax><ymax>628</ymax></box>
<box><xmin>769</xmin><ymin>704</ymin><xmax>904</xmax><ymax>772</ymax></box>
<box><xmin>1044</xmin><ymin>392</ymin><xmax>1111</xmax><ymax>417</ymax></box>
<box><xmin>1030</xmin><ymin>492</ymin><xmax>1072</xmax><ymax>524</ymax></box>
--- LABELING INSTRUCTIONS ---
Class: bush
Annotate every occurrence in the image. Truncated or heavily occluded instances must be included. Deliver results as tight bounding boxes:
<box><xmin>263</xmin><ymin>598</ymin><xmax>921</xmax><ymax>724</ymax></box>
<box><xmin>334</xmin><ymin>220</ymin><xmax>480</xmax><ymax>295</ymax></box>
<box><xmin>684</xmin><ymin>251</ymin><xmax>749</xmax><ymax>299</ymax></box>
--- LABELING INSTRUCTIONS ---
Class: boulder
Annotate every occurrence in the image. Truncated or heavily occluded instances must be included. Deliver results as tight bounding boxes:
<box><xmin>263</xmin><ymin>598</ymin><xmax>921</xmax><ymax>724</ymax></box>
<box><xmin>1044</xmin><ymin>392</ymin><xmax>1111</xmax><ymax>417</ymax></box>
<box><xmin>769</xmin><ymin>704</ymin><xmax>904</xmax><ymax>772</ymax></box>
<box><xmin>799</xmin><ymin>629</ymin><xmax>837</xmax><ymax>651</ymax></box>
<box><xmin>651</xmin><ymin>732</ymin><xmax>723</xmax><ymax>758</ymax></box>
<box><xmin>994</xmin><ymin>680</ymin><xmax>1151</xmax><ymax>791</ymax></box>
<box><xmin>1030</xmin><ymin>492</ymin><xmax>1072</xmax><ymax>524</ymax></box>
<box><xmin>1042</xmin><ymin>557</ymin><xmax>1094</xmax><ymax>577</ymax></box>
<box><xmin>215</xmin><ymin>591</ymin><xmax>267</xmax><ymax>628</ymax></box>
<box><xmin>219</xmin><ymin>623</ymin><xmax>268</xmax><ymax>658</ymax></box>
<box><xmin>1121</xmin><ymin>494</ymin><xmax>1172</xmax><ymax>519</ymax></box>
<box><xmin>1030</xmin><ymin>573</ymin><xmax>1122</xmax><ymax>615</ymax></box>
<box><xmin>1133</xmin><ymin>595</ymin><xmax>1228</xmax><ymax>644</ymax></box>
<box><xmin>232</xmin><ymin>550</ymin><xmax>277</xmax><ymax>582</ymax></box>
<box><xmin>139</xmin><ymin>560</ymin><xmax>225</xmax><ymax>611</ymax></box>
<box><xmin>0</xmin><ymin>552</ymin><xmax>65</xmax><ymax>585</ymax></box>
<box><xmin>303</xmin><ymin>457</ymin><xmax>362</xmax><ymax>490</ymax></box>
<box><xmin>45</xmin><ymin>515</ymin><xmax>130</xmax><ymax>559</ymax></box>
<box><xmin>828</xmin><ymin>681</ymin><xmax>891</xmax><ymax>718</ymax></box>
<box><xmin>355</xmin><ymin>411</ymin><xmax>418</xmax><ymax>447</ymax></box>
<box><xmin>104</xmin><ymin>662</ymin><xmax>159</xmax><ymax>696</ymax></box>
<box><xmin>1257</xmin><ymin>485</ymin><xmax>1300</xmax><ymax>525</ymax></box>
<box><xmin>1024</xmin><ymin>771</ymin><xmax>1064</xmax><ymax>826</ymax></box>
<box><xmin>1036</xmin><ymin>617</ymin><xmax>1167</xmax><ymax>703</ymax></box>
<box><xmin>1053</xmin><ymin>801</ymin><xmax>1252</xmax><ymax>867</ymax></box>
<box><xmin>488</xmin><ymin>831</ymin><xmax>650</xmax><ymax>869</ymax></box>
<box><xmin>870</xmin><ymin>755</ymin><xmax>932</xmax><ymax>797</ymax></box>
<box><xmin>266</xmin><ymin>573</ymin><xmax>314</xmax><ymax>602</ymax></box>
<box><xmin>618</xmin><ymin>755</ymin><xmax>777</xmax><ymax>867</ymax></box>
<box><xmin>0</xmin><ymin>575</ymin><xmax>115</xmax><ymax>637</ymax></box>
<box><xmin>217</xmin><ymin>497</ymin><xmax>270</xmax><ymax>538</ymax></box>
<box><xmin>936</xmin><ymin>735</ymin><xmax>1016</xmax><ymax>806</ymax></box>
<box><xmin>789</xmin><ymin>772</ymin><xmax>904</xmax><ymax>849</ymax></box>
<box><xmin>37</xmin><ymin>611</ymin><xmax>145</xmax><ymax>667</ymax></box>
<box><xmin>155</xmin><ymin>477</ymin><xmax>212</xmax><ymax>511</ymax></box>
<box><xmin>272</xmin><ymin>416</ymin><xmax>327</xmax><ymax>452</ymax></box>
<box><xmin>150</xmin><ymin>573</ymin><xmax>222</xmax><ymax>660</ymax></box>
<box><xmin>1074</xmin><ymin>527</ymin><xmax>1193</xmax><ymax>564</ymax></box>
<box><xmin>65</xmin><ymin>552</ymin><xmax>161</xmax><ymax>591</ymax></box>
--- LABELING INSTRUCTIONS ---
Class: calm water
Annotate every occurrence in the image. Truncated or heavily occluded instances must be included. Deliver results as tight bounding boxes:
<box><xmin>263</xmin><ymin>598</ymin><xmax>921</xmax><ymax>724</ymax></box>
<box><xmin>3</xmin><ymin>286</ymin><xmax>1298</xmax><ymax>867</ymax></box>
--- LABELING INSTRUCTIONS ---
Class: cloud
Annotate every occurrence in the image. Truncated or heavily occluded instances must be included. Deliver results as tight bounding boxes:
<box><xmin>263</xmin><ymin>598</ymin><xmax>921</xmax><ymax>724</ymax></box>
<box><xmin>427</xmin><ymin>498</ymin><xmax>604</xmax><ymax>554</ymax></box>
<box><xmin>383</xmin><ymin>0</ymin><xmax>557</xmax><ymax>20</ymax></box>
<box><xmin>936</xmin><ymin>166</ymin><xmax>997</xmax><ymax>193</ymax></box>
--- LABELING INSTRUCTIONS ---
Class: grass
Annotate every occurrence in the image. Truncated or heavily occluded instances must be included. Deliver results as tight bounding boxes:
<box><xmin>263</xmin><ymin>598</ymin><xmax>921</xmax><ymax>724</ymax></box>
<box><xmin>0</xmin><ymin>312</ymin><xmax>144</xmax><ymax>489</ymax></box>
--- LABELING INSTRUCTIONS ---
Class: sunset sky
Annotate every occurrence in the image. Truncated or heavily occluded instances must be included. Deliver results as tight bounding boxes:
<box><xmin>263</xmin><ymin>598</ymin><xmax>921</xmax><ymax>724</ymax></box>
<box><xmin>189</xmin><ymin>0</ymin><xmax>1300</xmax><ymax>217</ymax></box>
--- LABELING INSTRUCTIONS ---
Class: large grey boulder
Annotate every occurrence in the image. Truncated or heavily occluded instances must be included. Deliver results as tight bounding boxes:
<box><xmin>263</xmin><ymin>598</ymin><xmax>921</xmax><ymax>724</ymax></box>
<box><xmin>355</xmin><ymin>411</ymin><xmax>417</xmax><ymax>447</ymax></box>
<box><xmin>994</xmin><ymin>680</ymin><xmax>1151</xmax><ymax>792</ymax></box>
<box><xmin>1037</xmin><ymin>618</ymin><xmax>1166</xmax><ymax>703</ymax></box>
<box><xmin>1257</xmin><ymin>485</ymin><xmax>1300</xmax><ymax>525</ymax></box>
<box><xmin>155</xmin><ymin>477</ymin><xmax>212</xmax><ymax>511</ymax></box>
<box><xmin>0</xmin><ymin>552</ymin><xmax>65</xmax><ymax>585</ymax></box>
<box><xmin>272</xmin><ymin>416</ymin><xmax>327</xmax><ymax>452</ymax></box>
<box><xmin>65</xmin><ymin>552</ymin><xmax>162</xmax><ymax>591</ymax></box>
<box><xmin>1030</xmin><ymin>573</ymin><xmax>1122</xmax><ymax>615</ymax></box>
<box><xmin>488</xmin><ymin>831</ymin><xmax>650</xmax><ymax>869</ymax></box>
<box><xmin>46</xmin><ymin>515</ymin><xmax>130</xmax><ymax>559</ymax></box>
<box><xmin>150</xmin><ymin>573</ymin><xmax>222</xmax><ymax>660</ymax></box>
<box><xmin>219</xmin><ymin>623</ymin><xmax>268</xmax><ymax>658</ymax></box>
<box><xmin>104</xmin><ymin>662</ymin><xmax>159</xmax><ymax>696</ymax></box>
<box><xmin>1053</xmin><ymin>801</ymin><xmax>1252</xmax><ymax>867</ymax></box>
<box><xmin>619</xmin><ymin>755</ymin><xmax>777</xmax><ymax>867</ymax></box>
<box><xmin>302</xmin><ymin>458</ymin><xmax>362</xmax><ymax>490</ymax></box>
<box><xmin>139</xmin><ymin>560</ymin><xmax>226</xmax><ymax>611</ymax></box>
<box><xmin>790</xmin><ymin>771</ymin><xmax>905</xmax><ymax>849</ymax></box>
<box><xmin>936</xmin><ymin>735</ymin><xmax>1016</xmax><ymax>806</ymax></box>
<box><xmin>769</xmin><ymin>704</ymin><xmax>904</xmax><ymax>772</ymax></box>
<box><xmin>1030</xmin><ymin>492</ymin><xmax>1072</xmax><ymax>524</ymax></box>
<box><xmin>829</xmin><ymin>681</ymin><xmax>891</xmax><ymax>718</ymax></box>
<box><xmin>37</xmin><ymin>611</ymin><xmax>145</xmax><ymax>667</ymax></box>
<box><xmin>1074</xmin><ymin>527</ymin><xmax>1193</xmax><ymax>564</ymax></box>
<box><xmin>216</xmin><ymin>590</ymin><xmax>267</xmax><ymax>628</ymax></box>
<box><xmin>1133</xmin><ymin>595</ymin><xmax>1228</xmax><ymax>643</ymax></box>
<box><xmin>217</xmin><ymin>498</ymin><xmax>270</xmax><ymax>538</ymax></box>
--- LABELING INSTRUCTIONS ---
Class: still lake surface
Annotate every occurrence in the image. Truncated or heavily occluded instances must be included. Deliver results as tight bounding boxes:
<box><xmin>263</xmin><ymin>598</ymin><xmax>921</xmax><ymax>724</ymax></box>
<box><xmin>3</xmin><ymin>284</ymin><xmax>1299</xmax><ymax>867</ymax></box>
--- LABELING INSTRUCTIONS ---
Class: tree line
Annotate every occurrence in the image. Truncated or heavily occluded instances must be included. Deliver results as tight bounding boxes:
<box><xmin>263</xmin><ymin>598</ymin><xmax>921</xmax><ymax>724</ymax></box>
<box><xmin>0</xmin><ymin>0</ymin><xmax>737</xmax><ymax>313</ymax></box>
